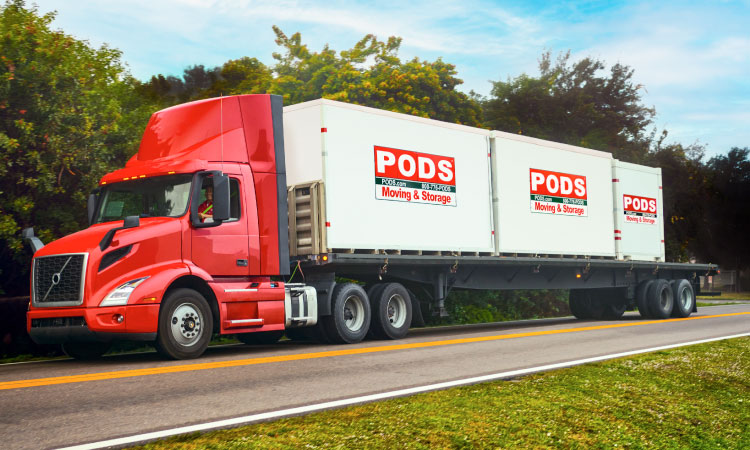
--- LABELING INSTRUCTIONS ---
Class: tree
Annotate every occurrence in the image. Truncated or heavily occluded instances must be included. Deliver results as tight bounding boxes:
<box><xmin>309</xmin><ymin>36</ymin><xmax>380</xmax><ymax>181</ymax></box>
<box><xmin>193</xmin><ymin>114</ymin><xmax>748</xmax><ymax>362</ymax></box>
<box><xmin>704</xmin><ymin>148</ymin><xmax>750</xmax><ymax>275</ymax></box>
<box><xmin>269</xmin><ymin>26</ymin><xmax>482</xmax><ymax>126</ymax></box>
<box><xmin>484</xmin><ymin>51</ymin><xmax>655</xmax><ymax>162</ymax></box>
<box><xmin>0</xmin><ymin>0</ymin><xmax>147</xmax><ymax>294</ymax></box>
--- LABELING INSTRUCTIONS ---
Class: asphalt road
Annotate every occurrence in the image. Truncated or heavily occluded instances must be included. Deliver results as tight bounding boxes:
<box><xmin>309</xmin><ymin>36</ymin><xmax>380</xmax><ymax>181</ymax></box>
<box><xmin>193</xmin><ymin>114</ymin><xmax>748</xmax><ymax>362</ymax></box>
<box><xmin>1</xmin><ymin>304</ymin><xmax>748</xmax><ymax>450</ymax></box>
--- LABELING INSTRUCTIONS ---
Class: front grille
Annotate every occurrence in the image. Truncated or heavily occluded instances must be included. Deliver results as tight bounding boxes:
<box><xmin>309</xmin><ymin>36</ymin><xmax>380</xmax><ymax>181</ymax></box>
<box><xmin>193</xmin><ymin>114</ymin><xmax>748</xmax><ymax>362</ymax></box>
<box><xmin>33</xmin><ymin>254</ymin><xmax>87</xmax><ymax>306</ymax></box>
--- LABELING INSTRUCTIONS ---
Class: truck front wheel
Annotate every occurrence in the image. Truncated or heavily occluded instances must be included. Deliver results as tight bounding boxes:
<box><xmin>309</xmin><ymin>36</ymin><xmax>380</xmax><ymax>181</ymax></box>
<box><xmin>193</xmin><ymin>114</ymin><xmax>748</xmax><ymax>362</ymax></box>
<box><xmin>156</xmin><ymin>288</ymin><xmax>213</xmax><ymax>359</ymax></box>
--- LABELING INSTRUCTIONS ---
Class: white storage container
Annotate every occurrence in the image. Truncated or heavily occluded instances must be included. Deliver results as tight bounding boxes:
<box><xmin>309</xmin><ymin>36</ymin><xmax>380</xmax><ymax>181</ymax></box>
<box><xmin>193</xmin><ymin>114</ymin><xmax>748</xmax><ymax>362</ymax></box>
<box><xmin>611</xmin><ymin>160</ymin><xmax>665</xmax><ymax>261</ymax></box>
<box><xmin>283</xmin><ymin>99</ymin><xmax>494</xmax><ymax>254</ymax></box>
<box><xmin>491</xmin><ymin>131</ymin><xmax>616</xmax><ymax>257</ymax></box>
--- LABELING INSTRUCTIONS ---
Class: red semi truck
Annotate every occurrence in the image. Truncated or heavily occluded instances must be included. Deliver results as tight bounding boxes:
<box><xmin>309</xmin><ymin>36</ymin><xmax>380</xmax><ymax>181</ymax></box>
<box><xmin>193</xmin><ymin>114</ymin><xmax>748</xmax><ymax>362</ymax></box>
<box><xmin>24</xmin><ymin>94</ymin><xmax>717</xmax><ymax>360</ymax></box>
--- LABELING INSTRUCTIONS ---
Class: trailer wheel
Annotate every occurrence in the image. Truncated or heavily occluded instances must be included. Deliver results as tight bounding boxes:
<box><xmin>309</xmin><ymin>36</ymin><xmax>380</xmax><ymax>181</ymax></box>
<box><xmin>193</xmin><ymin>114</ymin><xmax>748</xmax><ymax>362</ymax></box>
<box><xmin>601</xmin><ymin>289</ymin><xmax>628</xmax><ymax>320</ymax></box>
<box><xmin>569</xmin><ymin>290</ymin><xmax>604</xmax><ymax>319</ymax></box>
<box><xmin>370</xmin><ymin>283</ymin><xmax>412</xmax><ymax>340</ymax></box>
<box><xmin>237</xmin><ymin>330</ymin><xmax>284</xmax><ymax>345</ymax></box>
<box><xmin>321</xmin><ymin>283</ymin><xmax>370</xmax><ymax>344</ymax></box>
<box><xmin>636</xmin><ymin>280</ymin><xmax>655</xmax><ymax>319</ymax></box>
<box><xmin>62</xmin><ymin>342</ymin><xmax>111</xmax><ymax>360</ymax></box>
<box><xmin>156</xmin><ymin>288</ymin><xmax>213</xmax><ymax>359</ymax></box>
<box><xmin>670</xmin><ymin>279</ymin><xmax>695</xmax><ymax>318</ymax></box>
<box><xmin>646</xmin><ymin>279</ymin><xmax>674</xmax><ymax>319</ymax></box>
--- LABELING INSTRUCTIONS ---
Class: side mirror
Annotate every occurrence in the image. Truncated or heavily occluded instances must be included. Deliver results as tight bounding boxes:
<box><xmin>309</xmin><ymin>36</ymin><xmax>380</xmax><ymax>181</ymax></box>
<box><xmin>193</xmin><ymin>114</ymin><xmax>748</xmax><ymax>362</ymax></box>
<box><xmin>191</xmin><ymin>171</ymin><xmax>230</xmax><ymax>228</ymax></box>
<box><xmin>212</xmin><ymin>174</ymin><xmax>230</xmax><ymax>222</ymax></box>
<box><xmin>87</xmin><ymin>192</ymin><xmax>98</xmax><ymax>226</ymax></box>
<box><xmin>22</xmin><ymin>227</ymin><xmax>44</xmax><ymax>253</ymax></box>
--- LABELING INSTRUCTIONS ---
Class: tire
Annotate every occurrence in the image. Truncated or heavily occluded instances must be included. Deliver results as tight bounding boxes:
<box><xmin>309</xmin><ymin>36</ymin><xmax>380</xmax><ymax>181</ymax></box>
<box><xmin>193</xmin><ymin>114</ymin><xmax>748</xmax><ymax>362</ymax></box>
<box><xmin>237</xmin><ymin>330</ymin><xmax>284</xmax><ymax>345</ymax></box>
<box><xmin>636</xmin><ymin>280</ymin><xmax>655</xmax><ymax>319</ymax></box>
<box><xmin>156</xmin><ymin>288</ymin><xmax>213</xmax><ymax>359</ymax></box>
<box><xmin>568</xmin><ymin>289</ymin><xmax>590</xmax><ymax>319</ymax></box>
<box><xmin>569</xmin><ymin>290</ymin><xmax>604</xmax><ymax>320</ymax></box>
<box><xmin>321</xmin><ymin>283</ymin><xmax>370</xmax><ymax>344</ymax></box>
<box><xmin>646</xmin><ymin>279</ymin><xmax>674</xmax><ymax>319</ymax></box>
<box><xmin>670</xmin><ymin>279</ymin><xmax>695</xmax><ymax>318</ymax></box>
<box><xmin>601</xmin><ymin>288</ymin><xmax>628</xmax><ymax>320</ymax></box>
<box><xmin>370</xmin><ymin>283</ymin><xmax>412</xmax><ymax>340</ymax></box>
<box><xmin>365</xmin><ymin>284</ymin><xmax>387</xmax><ymax>339</ymax></box>
<box><xmin>62</xmin><ymin>342</ymin><xmax>111</xmax><ymax>360</ymax></box>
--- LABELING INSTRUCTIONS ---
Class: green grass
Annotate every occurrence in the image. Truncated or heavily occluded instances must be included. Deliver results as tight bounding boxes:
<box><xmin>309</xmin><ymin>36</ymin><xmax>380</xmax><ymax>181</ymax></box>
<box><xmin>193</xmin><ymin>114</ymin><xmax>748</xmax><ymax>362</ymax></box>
<box><xmin>131</xmin><ymin>337</ymin><xmax>750</xmax><ymax>449</ymax></box>
<box><xmin>697</xmin><ymin>291</ymin><xmax>750</xmax><ymax>300</ymax></box>
<box><xmin>697</xmin><ymin>301</ymin><xmax>743</xmax><ymax>307</ymax></box>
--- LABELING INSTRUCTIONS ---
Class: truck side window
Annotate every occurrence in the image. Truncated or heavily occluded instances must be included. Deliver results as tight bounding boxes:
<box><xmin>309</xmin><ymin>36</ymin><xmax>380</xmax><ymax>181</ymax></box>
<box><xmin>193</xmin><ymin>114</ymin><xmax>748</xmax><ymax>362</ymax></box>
<box><xmin>229</xmin><ymin>178</ymin><xmax>241</xmax><ymax>221</ymax></box>
<box><xmin>197</xmin><ymin>178</ymin><xmax>241</xmax><ymax>223</ymax></box>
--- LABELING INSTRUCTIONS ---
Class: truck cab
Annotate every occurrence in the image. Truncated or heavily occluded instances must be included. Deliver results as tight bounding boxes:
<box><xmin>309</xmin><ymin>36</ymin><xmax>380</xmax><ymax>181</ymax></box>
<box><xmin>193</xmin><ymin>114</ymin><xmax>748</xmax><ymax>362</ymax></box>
<box><xmin>26</xmin><ymin>94</ymin><xmax>318</xmax><ymax>359</ymax></box>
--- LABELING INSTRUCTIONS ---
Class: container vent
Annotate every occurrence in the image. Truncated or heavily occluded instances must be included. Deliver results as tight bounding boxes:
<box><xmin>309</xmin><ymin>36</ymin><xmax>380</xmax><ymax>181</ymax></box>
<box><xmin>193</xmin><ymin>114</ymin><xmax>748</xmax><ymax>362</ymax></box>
<box><xmin>288</xmin><ymin>181</ymin><xmax>327</xmax><ymax>256</ymax></box>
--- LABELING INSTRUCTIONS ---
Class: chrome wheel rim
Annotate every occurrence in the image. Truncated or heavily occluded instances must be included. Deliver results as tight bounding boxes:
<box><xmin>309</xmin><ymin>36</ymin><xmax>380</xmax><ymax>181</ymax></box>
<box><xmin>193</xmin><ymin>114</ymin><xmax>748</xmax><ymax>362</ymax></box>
<box><xmin>170</xmin><ymin>303</ymin><xmax>203</xmax><ymax>347</ymax></box>
<box><xmin>386</xmin><ymin>294</ymin><xmax>407</xmax><ymax>328</ymax></box>
<box><xmin>680</xmin><ymin>288</ymin><xmax>693</xmax><ymax>310</ymax></box>
<box><xmin>343</xmin><ymin>295</ymin><xmax>365</xmax><ymax>332</ymax></box>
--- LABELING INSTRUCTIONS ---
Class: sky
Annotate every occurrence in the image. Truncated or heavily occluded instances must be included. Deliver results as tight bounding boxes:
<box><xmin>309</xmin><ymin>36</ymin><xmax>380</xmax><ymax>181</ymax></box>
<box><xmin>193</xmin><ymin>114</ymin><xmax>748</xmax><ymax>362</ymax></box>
<box><xmin>29</xmin><ymin>0</ymin><xmax>750</xmax><ymax>157</ymax></box>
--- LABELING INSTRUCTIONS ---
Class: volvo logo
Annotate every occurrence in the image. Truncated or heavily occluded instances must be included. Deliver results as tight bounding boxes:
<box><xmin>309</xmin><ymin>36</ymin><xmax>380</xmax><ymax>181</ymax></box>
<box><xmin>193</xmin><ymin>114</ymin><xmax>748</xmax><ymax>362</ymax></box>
<box><xmin>41</xmin><ymin>256</ymin><xmax>73</xmax><ymax>302</ymax></box>
<box><xmin>51</xmin><ymin>272</ymin><xmax>61</xmax><ymax>285</ymax></box>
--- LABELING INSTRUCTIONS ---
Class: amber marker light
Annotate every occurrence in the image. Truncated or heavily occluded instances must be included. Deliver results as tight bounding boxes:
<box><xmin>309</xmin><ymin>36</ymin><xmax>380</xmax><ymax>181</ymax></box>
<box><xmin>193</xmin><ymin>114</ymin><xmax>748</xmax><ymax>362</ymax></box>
<box><xmin>168</xmin><ymin>171</ymin><xmax>175</xmax><ymax>174</ymax></box>
<box><xmin>322</xmin><ymin>255</ymin><xmax>328</xmax><ymax>261</ymax></box>
<box><xmin>139</xmin><ymin>175</ymin><xmax>146</xmax><ymax>178</ymax></box>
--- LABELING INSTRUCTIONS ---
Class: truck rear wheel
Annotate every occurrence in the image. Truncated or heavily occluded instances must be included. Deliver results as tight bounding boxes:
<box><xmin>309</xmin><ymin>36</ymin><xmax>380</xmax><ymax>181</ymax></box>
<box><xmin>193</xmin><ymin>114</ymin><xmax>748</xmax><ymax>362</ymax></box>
<box><xmin>321</xmin><ymin>283</ymin><xmax>370</xmax><ymax>344</ymax></box>
<box><xmin>646</xmin><ymin>279</ymin><xmax>674</xmax><ymax>319</ymax></box>
<box><xmin>670</xmin><ymin>279</ymin><xmax>695</xmax><ymax>318</ymax></box>
<box><xmin>237</xmin><ymin>330</ymin><xmax>284</xmax><ymax>345</ymax></box>
<box><xmin>370</xmin><ymin>283</ymin><xmax>412</xmax><ymax>340</ymax></box>
<box><xmin>62</xmin><ymin>342</ymin><xmax>111</xmax><ymax>360</ymax></box>
<box><xmin>156</xmin><ymin>288</ymin><xmax>213</xmax><ymax>359</ymax></box>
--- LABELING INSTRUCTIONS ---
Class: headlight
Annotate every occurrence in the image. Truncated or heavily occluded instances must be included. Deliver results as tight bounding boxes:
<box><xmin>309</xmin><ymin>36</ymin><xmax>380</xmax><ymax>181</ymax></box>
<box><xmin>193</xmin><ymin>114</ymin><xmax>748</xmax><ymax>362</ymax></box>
<box><xmin>100</xmin><ymin>277</ymin><xmax>149</xmax><ymax>307</ymax></box>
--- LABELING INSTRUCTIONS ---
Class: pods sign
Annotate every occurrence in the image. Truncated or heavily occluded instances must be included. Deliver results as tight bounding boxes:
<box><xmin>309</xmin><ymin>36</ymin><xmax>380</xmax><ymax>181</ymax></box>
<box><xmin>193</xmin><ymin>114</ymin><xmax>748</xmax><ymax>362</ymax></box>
<box><xmin>529</xmin><ymin>168</ymin><xmax>588</xmax><ymax>217</ymax></box>
<box><xmin>374</xmin><ymin>146</ymin><xmax>456</xmax><ymax>206</ymax></box>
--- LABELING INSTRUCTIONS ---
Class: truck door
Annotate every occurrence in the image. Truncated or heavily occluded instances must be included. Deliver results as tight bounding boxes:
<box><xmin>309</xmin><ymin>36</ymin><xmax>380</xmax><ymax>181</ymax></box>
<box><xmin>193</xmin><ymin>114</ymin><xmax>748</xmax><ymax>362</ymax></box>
<box><xmin>191</xmin><ymin>174</ymin><xmax>251</xmax><ymax>276</ymax></box>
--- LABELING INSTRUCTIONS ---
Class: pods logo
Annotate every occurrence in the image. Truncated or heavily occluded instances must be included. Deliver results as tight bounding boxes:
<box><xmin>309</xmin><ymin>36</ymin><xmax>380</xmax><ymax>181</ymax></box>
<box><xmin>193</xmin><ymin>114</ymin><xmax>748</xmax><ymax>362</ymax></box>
<box><xmin>529</xmin><ymin>168</ymin><xmax>588</xmax><ymax>217</ymax></box>
<box><xmin>374</xmin><ymin>146</ymin><xmax>456</xmax><ymax>206</ymax></box>
<box><xmin>623</xmin><ymin>194</ymin><xmax>657</xmax><ymax>225</ymax></box>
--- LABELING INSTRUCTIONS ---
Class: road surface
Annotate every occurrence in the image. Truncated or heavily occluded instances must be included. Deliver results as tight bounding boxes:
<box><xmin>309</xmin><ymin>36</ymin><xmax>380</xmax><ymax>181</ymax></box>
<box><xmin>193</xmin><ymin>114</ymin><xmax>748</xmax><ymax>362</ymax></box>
<box><xmin>1</xmin><ymin>304</ymin><xmax>748</xmax><ymax>449</ymax></box>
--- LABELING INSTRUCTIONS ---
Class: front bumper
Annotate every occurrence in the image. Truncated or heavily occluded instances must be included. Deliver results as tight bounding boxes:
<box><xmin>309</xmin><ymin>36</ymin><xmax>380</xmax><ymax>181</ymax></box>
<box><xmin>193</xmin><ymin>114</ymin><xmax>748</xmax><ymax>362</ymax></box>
<box><xmin>27</xmin><ymin>304</ymin><xmax>159</xmax><ymax>345</ymax></box>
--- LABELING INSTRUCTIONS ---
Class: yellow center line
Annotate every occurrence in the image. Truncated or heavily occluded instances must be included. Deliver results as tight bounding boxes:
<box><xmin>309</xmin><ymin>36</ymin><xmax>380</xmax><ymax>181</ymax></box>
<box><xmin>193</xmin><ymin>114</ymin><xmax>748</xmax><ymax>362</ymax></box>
<box><xmin>2</xmin><ymin>312</ymin><xmax>748</xmax><ymax>391</ymax></box>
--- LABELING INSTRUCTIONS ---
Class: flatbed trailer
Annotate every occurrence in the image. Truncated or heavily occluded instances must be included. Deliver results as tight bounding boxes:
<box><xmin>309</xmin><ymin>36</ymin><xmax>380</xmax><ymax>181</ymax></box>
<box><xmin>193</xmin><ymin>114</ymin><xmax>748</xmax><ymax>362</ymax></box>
<box><xmin>297</xmin><ymin>253</ymin><xmax>717</xmax><ymax>321</ymax></box>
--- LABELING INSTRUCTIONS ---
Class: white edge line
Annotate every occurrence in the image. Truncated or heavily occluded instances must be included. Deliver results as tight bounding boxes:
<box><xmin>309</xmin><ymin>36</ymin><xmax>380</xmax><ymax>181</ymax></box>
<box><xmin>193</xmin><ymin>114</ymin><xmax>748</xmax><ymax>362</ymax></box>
<box><xmin>58</xmin><ymin>333</ymin><xmax>750</xmax><ymax>450</ymax></box>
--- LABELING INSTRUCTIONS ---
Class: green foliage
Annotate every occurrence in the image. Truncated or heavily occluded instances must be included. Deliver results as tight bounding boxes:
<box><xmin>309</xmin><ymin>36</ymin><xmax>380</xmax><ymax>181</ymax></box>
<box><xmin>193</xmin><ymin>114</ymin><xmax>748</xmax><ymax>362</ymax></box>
<box><xmin>0</xmin><ymin>0</ymin><xmax>149</xmax><ymax>294</ymax></box>
<box><xmin>435</xmin><ymin>289</ymin><xmax>570</xmax><ymax>325</ymax></box>
<box><xmin>484</xmin><ymin>51</ymin><xmax>654</xmax><ymax>162</ymax></box>
<box><xmin>269</xmin><ymin>26</ymin><xmax>482</xmax><ymax>126</ymax></box>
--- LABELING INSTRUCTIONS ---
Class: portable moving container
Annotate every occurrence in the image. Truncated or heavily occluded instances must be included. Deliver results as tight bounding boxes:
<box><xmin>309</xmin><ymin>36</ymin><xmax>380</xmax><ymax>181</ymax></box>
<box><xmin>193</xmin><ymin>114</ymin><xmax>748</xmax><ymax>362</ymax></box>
<box><xmin>491</xmin><ymin>131</ymin><xmax>616</xmax><ymax>257</ymax></box>
<box><xmin>611</xmin><ymin>160</ymin><xmax>665</xmax><ymax>261</ymax></box>
<box><xmin>283</xmin><ymin>99</ymin><xmax>494</xmax><ymax>255</ymax></box>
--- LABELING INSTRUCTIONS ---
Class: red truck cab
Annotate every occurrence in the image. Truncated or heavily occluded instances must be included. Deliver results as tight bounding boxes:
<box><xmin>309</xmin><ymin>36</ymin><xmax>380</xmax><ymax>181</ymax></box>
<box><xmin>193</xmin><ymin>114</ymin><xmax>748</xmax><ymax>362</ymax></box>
<box><xmin>27</xmin><ymin>94</ymin><xmax>294</xmax><ymax>359</ymax></box>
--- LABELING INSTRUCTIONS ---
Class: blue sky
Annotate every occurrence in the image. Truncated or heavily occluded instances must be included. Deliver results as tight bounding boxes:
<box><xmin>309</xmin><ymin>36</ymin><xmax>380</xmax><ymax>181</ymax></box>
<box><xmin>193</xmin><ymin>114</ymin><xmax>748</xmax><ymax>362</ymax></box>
<box><xmin>31</xmin><ymin>0</ymin><xmax>750</xmax><ymax>157</ymax></box>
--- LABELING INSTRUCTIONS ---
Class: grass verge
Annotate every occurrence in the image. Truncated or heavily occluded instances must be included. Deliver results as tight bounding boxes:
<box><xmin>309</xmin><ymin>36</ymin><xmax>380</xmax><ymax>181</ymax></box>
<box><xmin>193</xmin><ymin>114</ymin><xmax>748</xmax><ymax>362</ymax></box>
<box><xmin>132</xmin><ymin>337</ymin><xmax>749</xmax><ymax>449</ymax></box>
<box><xmin>697</xmin><ymin>292</ymin><xmax>750</xmax><ymax>300</ymax></box>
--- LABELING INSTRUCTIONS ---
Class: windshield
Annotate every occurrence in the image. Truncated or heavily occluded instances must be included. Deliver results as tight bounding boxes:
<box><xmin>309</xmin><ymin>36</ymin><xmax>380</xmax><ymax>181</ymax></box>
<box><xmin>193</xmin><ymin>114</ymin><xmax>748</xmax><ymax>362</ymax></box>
<box><xmin>95</xmin><ymin>174</ymin><xmax>193</xmax><ymax>223</ymax></box>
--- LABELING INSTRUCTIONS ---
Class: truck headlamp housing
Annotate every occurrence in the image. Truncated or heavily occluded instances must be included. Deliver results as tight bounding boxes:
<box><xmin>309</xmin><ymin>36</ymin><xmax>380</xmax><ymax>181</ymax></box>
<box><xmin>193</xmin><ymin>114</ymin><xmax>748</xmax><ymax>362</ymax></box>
<box><xmin>100</xmin><ymin>277</ymin><xmax>149</xmax><ymax>307</ymax></box>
